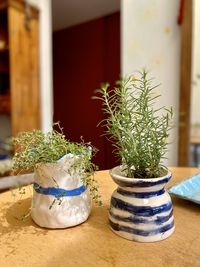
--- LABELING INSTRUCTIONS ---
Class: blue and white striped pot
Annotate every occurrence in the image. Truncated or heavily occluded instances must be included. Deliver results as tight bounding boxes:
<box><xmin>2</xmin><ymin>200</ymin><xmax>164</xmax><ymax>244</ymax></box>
<box><xmin>109</xmin><ymin>166</ymin><xmax>175</xmax><ymax>242</ymax></box>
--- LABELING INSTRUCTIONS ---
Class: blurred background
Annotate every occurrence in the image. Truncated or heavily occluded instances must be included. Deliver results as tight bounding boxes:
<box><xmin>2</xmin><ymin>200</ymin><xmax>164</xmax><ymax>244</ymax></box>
<box><xmin>0</xmin><ymin>0</ymin><xmax>199</xmax><ymax>178</ymax></box>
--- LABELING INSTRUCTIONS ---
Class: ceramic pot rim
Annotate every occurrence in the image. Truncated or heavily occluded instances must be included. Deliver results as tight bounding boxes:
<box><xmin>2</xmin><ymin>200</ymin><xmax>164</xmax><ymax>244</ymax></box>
<box><xmin>109</xmin><ymin>165</ymin><xmax>172</xmax><ymax>183</ymax></box>
<box><xmin>34</xmin><ymin>153</ymin><xmax>79</xmax><ymax>169</ymax></box>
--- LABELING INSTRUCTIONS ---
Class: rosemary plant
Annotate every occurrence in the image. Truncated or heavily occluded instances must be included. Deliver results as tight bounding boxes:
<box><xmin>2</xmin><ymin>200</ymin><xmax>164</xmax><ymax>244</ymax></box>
<box><xmin>94</xmin><ymin>70</ymin><xmax>173</xmax><ymax>178</ymax></box>
<box><xmin>12</xmin><ymin>125</ymin><xmax>101</xmax><ymax>205</ymax></box>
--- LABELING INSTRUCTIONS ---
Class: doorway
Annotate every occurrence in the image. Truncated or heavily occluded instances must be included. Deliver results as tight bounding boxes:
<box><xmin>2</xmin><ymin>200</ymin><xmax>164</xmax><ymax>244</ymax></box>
<box><xmin>52</xmin><ymin>2</ymin><xmax>120</xmax><ymax>170</ymax></box>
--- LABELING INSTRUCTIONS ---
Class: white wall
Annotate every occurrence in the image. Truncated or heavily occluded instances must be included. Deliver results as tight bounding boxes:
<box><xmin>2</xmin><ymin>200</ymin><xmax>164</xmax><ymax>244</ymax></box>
<box><xmin>121</xmin><ymin>0</ymin><xmax>181</xmax><ymax>166</ymax></box>
<box><xmin>28</xmin><ymin>0</ymin><xmax>53</xmax><ymax>132</ymax></box>
<box><xmin>191</xmin><ymin>0</ymin><xmax>200</xmax><ymax>125</ymax></box>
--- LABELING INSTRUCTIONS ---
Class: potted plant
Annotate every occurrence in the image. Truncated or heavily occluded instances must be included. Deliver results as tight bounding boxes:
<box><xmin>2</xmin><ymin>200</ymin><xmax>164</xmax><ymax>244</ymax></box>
<box><xmin>12</xmin><ymin>124</ymin><xmax>101</xmax><ymax>229</ymax></box>
<box><xmin>94</xmin><ymin>70</ymin><xmax>175</xmax><ymax>242</ymax></box>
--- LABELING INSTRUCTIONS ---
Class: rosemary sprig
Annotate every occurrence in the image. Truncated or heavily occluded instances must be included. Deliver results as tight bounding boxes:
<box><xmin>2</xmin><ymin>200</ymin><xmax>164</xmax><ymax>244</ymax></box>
<box><xmin>94</xmin><ymin>70</ymin><xmax>173</xmax><ymax>178</ymax></box>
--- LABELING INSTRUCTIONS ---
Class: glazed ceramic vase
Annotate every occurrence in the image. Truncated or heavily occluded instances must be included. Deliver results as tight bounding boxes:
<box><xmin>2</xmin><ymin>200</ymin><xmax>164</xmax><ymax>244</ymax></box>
<box><xmin>31</xmin><ymin>154</ymin><xmax>91</xmax><ymax>228</ymax></box>
<box><xmin>109</xmin><ymin>166</ymin><xmax>175</xmax><ymax>242</ymax></box>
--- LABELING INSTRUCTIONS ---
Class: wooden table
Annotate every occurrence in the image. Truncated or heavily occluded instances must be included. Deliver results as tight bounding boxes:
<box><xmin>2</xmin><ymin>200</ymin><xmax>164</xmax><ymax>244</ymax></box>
<box><xmin>1</xmin><ymin>168</ymin><xmax>200</xmax><ymax>267</ymax></box>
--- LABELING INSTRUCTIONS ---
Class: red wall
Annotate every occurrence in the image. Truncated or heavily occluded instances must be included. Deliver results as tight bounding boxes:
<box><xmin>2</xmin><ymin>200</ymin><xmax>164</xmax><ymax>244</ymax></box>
<box><xmin>53</xmin><ymin>12</ymin><xmax>120</xmax><ymax>170</ymax></box>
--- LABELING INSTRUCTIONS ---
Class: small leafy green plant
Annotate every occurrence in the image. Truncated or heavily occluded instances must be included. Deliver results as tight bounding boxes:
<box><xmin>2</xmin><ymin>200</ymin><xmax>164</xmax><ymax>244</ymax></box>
<box><xmin>94</xmin><ymin>70</ymin><xmax>173</xmax><ymax>178</ymax></box>
<box><xmin>12</xmin><ymin>124</ymin><xmax>101</xmax><ymax>205</ymax></box>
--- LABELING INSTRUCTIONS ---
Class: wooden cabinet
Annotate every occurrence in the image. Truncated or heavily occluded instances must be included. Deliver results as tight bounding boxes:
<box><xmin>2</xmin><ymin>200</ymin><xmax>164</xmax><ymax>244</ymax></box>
<box><xmin>0</xmin><ymin>0</ymin><xmax>40</xmax><ymax>136</ymax></box>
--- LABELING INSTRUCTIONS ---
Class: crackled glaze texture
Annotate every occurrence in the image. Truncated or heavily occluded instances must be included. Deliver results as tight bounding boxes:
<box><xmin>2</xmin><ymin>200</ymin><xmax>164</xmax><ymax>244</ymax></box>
<box><xmin>31</xmin><ymin>155</ymin><xmax>91</xmax><ymax>228</ymax></box>
<box><xmin>109</xmin><ymin>166</ymin><xmax>175</xmax><ymax>242</ymax></box>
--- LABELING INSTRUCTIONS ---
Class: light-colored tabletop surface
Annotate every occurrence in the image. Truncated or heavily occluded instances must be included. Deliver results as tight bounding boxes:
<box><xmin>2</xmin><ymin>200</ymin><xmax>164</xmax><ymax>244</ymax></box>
<box><xmin>190</xmin><ymin>135</ymin><xmax>200</xmax><ymax>145</ymax></box>
<box><xmin>190</xmin><ymin>125</ymin><xmax>200</xmax><ymax>144</ymax></box>
<box><xmin>0</xmin><ymin>168</ymin><xmax>200</xmax><ymax>267</ymax></box>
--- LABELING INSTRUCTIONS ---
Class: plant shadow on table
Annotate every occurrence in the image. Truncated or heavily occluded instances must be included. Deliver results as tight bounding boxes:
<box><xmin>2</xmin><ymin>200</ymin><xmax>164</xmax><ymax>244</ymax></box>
<box><xmin>0</xmin><ymin>197</ymin><xmax>48</xmax><ymax>257</ymax></box>
<box><xmin>86</xmin><ymin>203</ymin><xmax>110</xmax><ymax>232</ymax></box>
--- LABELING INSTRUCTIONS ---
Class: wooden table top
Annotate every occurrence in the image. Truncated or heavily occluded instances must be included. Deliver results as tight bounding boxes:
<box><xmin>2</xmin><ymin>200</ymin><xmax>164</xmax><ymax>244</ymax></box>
<box><xmin>190</xmin><ymin>135</ymin><xmax>200</xmax><ymax>145</ymax></box>
<box><xmin>190</xmin><ymin>125</ymin><xmax>200</xmax><ymax>144</ymax></box>
<box><xmin>1</xmin><ymin>167</ymin><xmax>200</xmax><ymax>267</ymax></box>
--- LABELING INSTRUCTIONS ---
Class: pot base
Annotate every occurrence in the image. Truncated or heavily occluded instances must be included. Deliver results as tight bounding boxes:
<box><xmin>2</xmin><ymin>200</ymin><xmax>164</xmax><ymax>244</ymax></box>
<box><xmin>31</xmin><ymin>212</ymin><xmax>90</xmax><ymax>229</ymax></box>
<box><xmin>109</xmin><ymin>223</ymin><xmax>175</xmax><ymax>242</ymax></box>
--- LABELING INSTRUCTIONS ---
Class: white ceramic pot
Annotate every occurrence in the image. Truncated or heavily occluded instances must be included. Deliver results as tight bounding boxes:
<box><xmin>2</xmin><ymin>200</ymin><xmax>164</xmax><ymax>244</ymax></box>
<box><xmin>109</xmin><ymin>166</ymin><xmax>175</xmax><ymax>242</ymax></box>
<box><xmin>31</xmin><ymin>155</ymin><xmax>91</xmax><ymax>228</ymax></box>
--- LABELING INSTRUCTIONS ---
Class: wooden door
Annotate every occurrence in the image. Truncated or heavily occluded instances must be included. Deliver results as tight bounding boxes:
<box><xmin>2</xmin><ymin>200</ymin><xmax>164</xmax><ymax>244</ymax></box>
<box><xmin>53</xmin><ymin>13</ymin><xmax>120</xmax><ymax>170</ymax></box>
<box><xmin>178</xmin><ymin>0</ymin><xmax>193</xmax><ymax>166</ymax></box>
<box><xmin>8</xmin><ymin>2</ymin><xmax>40</xmax><ymax>136</ymax></box>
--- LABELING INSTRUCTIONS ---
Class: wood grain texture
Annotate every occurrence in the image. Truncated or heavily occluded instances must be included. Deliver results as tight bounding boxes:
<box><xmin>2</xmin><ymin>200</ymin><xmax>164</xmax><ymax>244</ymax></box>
<box><xmin>178</xmin><ymin>0</ymin><xmax>193</xmax><ymax>166</ymax></box>
<box><xmin>8</xmin><ymin>3</ymin><xmax>40</xmax><ymax>136</ymax></box>
<box><xmin>0</xmin><ymin>167</ymin><xmax>200</xmax><ymax>267</ymax></box>
<box><xmin>0</xmin><ymin>0</ymin><xmax>39</xmax><ymax>18</ymax></box>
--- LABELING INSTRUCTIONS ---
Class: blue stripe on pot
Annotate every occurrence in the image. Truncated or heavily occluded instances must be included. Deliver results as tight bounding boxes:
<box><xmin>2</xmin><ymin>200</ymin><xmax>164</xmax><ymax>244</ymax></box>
<box><xmin>109</xmin><ymin>219</ymin><xmax>174</xmax><ymax>237</ymax></box>
<box><xmin>33</xmin><ymin>183</ymin><xmax>86</xmax><ymax>198</ymax></box>
<box><xmin>115</xmin><ymin>176</ymin><xmax>171</xmax><ymax>188</ymax></box>
<box><xmin>111</xmin><ymin>197</ymin><xmax>172</xmax><ymax>216</ymax></box>
<box><xmin>109</xmin><ymin>209</ymin><xmax>173</xmax><ymax>225</ymax></box>
<box><xmin>117</xmin><ymin>188</ymin><xmax>165</xmax><ymax>198</ymax></box>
